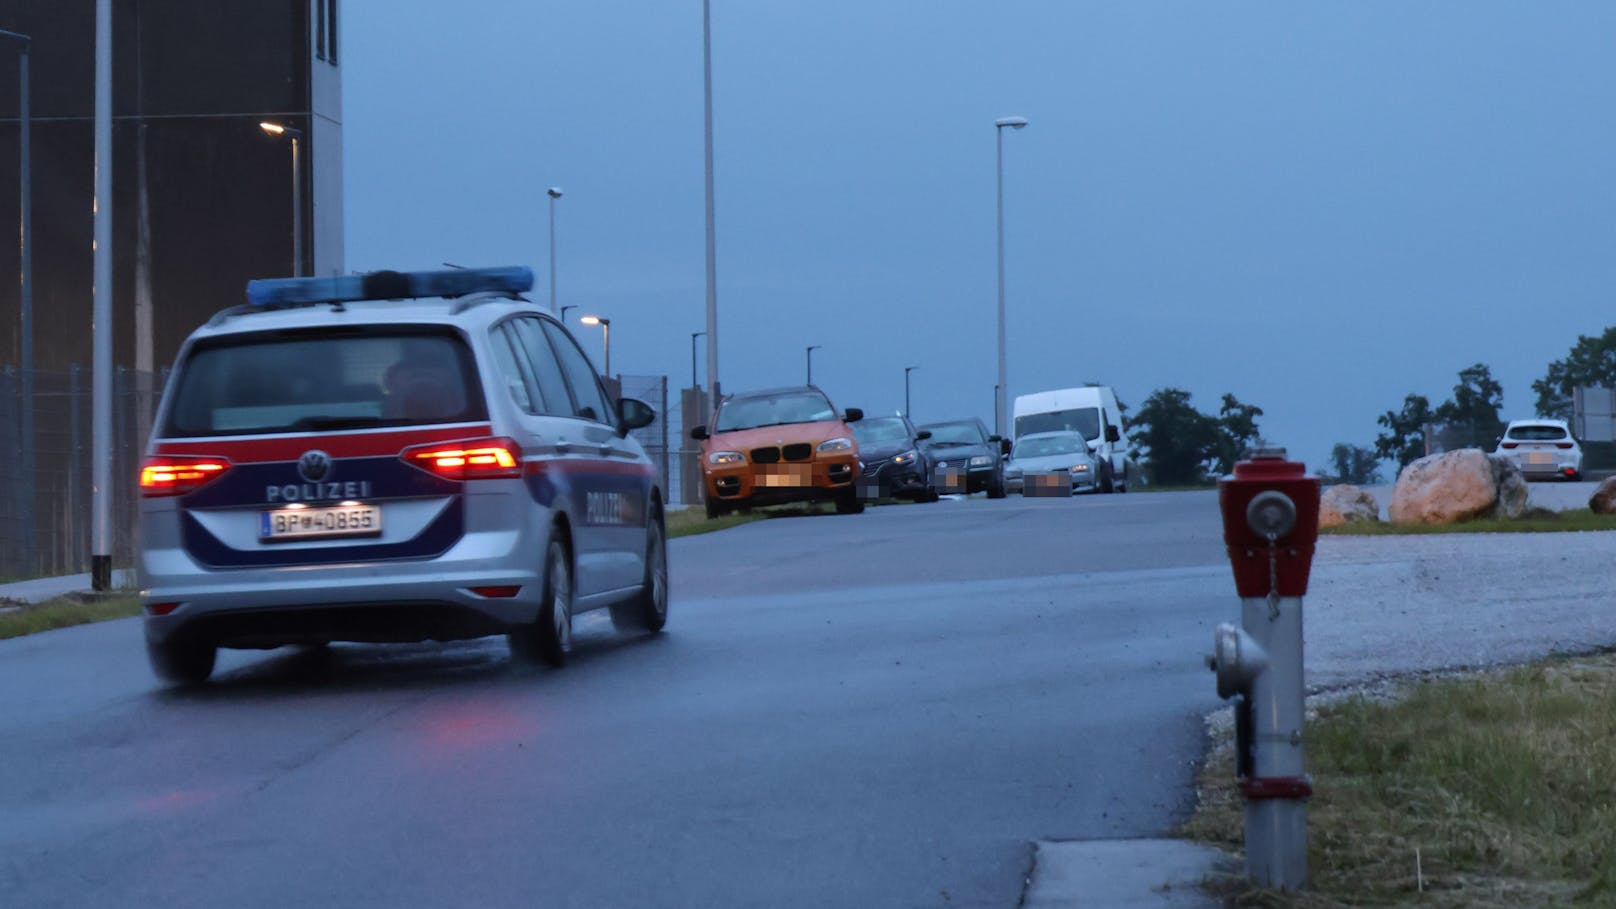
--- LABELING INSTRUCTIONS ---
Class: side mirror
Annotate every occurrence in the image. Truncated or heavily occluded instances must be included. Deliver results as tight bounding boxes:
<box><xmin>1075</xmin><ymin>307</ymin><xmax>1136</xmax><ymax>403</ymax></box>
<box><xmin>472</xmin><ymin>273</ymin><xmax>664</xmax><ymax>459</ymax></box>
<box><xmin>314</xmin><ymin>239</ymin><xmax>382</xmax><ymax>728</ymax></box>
<box><xmin>618</xmin><ymin>397</ymin><xmax>656</xmax><ymax>435</ymax></box>
<box><xmin>843</xmin><ymin>407</ymin><xmax>863</xmax><ymax>423</ymax></box>
<box><xmin>988</xmin><ymin>434</ymin><xmax>1003</xmax><ymax>442</ymax></box>
<box><xmin>999</xmin><ymin>438</ymin><xmax>1012</xmax><ymax>456</ymax></box>
<box><xmin>1105</xmin><ymin>425</ymin><xmax>1121</xmax><ymax>443</ymax></box>
<box><xmin>915</xmin><ymin>430</ymin><xmax>932</xmax><ymax>441</ymax></box>
<box><xmin>690</xmin><ymin>425</ymin><xmax>710</xmax><ymax>441</ymax></box>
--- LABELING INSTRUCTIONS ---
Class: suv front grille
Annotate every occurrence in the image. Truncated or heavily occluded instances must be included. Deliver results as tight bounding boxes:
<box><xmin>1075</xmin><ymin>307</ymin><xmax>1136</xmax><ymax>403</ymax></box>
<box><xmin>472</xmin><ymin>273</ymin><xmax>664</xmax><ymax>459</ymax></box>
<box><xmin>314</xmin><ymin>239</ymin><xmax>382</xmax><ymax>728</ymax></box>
<box><xmin>782</xmin><ymin>443</ymin><xmax>812</xmax><ymax>461</ymax></box>
<box><xmin>862</xmin><ymin>458</ymin><xmax>889</xmax><ymax>477</ymax></box>
<box><xmin>750</xmin><ymin>447</ymin><xmax>781</xmax><ymax>464</ymax></box>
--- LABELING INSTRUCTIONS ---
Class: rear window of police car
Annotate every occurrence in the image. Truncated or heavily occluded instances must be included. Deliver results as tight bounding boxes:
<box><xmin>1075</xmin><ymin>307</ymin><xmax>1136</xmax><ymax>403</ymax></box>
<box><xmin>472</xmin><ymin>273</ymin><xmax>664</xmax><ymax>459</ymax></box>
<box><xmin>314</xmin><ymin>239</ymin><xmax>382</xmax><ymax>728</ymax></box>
<box><xmin>163</xmin><ymin>327</ymin><xmax>487</xmax><ymax>437</ymax></box>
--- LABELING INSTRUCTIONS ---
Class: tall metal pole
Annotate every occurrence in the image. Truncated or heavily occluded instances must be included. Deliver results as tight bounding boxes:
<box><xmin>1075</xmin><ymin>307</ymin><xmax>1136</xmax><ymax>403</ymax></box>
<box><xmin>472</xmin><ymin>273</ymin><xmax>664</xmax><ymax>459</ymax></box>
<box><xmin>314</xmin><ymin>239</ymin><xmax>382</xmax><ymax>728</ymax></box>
<box><xmin>0</xmin><ymin>30</ymin><xmax>35</xmax><ymax>571</ymax></box>
<box><xmin>905</xmin><ymin>366</ymin><xmax>917</xmax><ymax>419</ymax></box>
<box><xmin>993</xmin><ymin>116</ymin><xmax>1026</xmax><ymax>439</ymax></box>
<box><xmin>547</xmin><ymin>187</ymin><xmax>562</xmax><ymax>312</ymax></box>
<box><xmin>806</xmin><ymin>345</ymin><xmax>820</xmax><ymax>386</ymax></box>
<box><xmin>602</xmin><ymin>320</ymin><xmax>611</xmax><ymax>377</ymax></box>
<box><xmin>290</xmin><ymin>135</ymin><xmax>302</xmax><ymax>276</ymax></box>
<box><xmin>995</xmin><ymin>127</ymin><xmax>1006</xmax><ymax>438</ymax></box>
<box><xmin>91</xmin><ymin>0</ymin><xmax>113</xmax><ymax>590</ymax></box>
<box><xmin>702</xmin><ymin>0</ymin><xmax>720</xmax><ymax>401</ymax></box>
<box><xmin>691</xmin><ymin>331</ymin><xmax>705</xmax><ymax>389</ymax></box>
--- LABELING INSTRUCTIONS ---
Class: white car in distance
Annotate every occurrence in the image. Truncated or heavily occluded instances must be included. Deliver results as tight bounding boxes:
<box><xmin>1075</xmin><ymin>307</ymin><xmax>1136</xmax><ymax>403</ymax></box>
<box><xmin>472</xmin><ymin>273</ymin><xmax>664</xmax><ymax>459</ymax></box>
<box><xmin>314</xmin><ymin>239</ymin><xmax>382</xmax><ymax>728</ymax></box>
<box><xmin>1494</xmin><ymin>418</ymin><xmax>1582</xmax><ymax>481</ymax></box>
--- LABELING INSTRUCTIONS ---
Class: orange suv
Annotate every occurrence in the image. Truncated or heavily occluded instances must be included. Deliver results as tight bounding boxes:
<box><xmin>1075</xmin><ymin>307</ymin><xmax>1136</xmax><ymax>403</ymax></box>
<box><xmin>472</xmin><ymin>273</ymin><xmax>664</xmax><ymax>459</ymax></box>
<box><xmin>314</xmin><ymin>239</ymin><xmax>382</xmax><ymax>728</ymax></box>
<box><xmin>691</xmin><ymin>386</ymin><xmax>865</xmax><ymax>518</ymax></box>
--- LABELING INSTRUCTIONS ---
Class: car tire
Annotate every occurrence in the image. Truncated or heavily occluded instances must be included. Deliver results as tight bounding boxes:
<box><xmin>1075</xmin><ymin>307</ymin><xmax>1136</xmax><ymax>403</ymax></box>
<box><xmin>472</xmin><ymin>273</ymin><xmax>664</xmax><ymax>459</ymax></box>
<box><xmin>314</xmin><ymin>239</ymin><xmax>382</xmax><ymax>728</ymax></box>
<box><xmin>1099</xmin><ymin>462</ymin><xmax>1116</xmax><ymax>494</ymax></box>
<box><xmin>511</xmin><ymin>538</ymin><xmax>572</xmax><ymax>667</ymax></box>
<box><xmin>611</xmin><ymin>509</ymin><xmax>669</xmax><ymax>633</ymax></box>
<box><xmin>147</xmin><ymin>637</ymin><xmax>216</xmax><ymax>685</ymax></box>
<box><xmin>704</xmin><ymin>497</ymin><xmax>726</xmax><ymax>520</ymax></box>
<box><xmin>987</xmin><ymin>472</ymin><xmax>1007</xmax><ymax>499</ymax></box>
<box><xmin>835</xmin><ymin>491</ymin><xmax>865</xmax><ymax>514</ymax></box>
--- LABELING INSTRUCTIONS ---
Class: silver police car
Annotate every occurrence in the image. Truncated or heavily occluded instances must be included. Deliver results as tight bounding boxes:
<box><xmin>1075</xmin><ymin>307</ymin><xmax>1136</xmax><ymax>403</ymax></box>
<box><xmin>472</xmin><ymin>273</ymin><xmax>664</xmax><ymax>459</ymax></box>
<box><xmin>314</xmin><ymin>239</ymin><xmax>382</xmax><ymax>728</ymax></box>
<box><xmin>138</xmin><ymin>267</ymin><xmax>668</xmax><ymax>684</ymax></box>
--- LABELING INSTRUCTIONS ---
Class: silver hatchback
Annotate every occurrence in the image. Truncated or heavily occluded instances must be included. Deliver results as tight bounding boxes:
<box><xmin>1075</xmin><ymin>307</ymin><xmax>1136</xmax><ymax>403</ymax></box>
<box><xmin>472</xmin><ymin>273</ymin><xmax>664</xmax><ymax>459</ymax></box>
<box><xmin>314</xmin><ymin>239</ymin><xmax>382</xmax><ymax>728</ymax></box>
<box><xmin>138</xmin><ymin>267</ymin><xmax>669</xmax><ymax>684</ymax></box>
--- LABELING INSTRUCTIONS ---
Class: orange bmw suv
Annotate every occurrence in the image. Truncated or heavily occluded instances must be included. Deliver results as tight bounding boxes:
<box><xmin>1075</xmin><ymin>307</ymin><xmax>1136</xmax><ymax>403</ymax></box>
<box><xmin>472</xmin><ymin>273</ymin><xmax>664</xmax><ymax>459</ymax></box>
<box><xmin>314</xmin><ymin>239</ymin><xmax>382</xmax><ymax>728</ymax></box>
<box><xmin>690</xmin><ymin>385</ymin><xmax>865</xmax><ymax>518</ymax></box>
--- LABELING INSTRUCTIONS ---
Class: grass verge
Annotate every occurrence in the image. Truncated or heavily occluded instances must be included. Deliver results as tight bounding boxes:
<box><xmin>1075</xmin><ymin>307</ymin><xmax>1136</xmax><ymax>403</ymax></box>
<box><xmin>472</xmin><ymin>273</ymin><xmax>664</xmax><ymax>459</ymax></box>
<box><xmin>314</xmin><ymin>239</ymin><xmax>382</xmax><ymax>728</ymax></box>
<box><xmin>1183</xmin><ymin>653</ymin><xmax>1616</xmax><ymax>907</ymax></box>
<box><xmin>666</xmin><ymin>502</ymin><xmax>839</xmax><ymax>538</ymax></box>
<box><xmin>0</xmin><ymin>595</ymin><xmax>142</xmax><ymax>641</ymax></box>
<box><xmin>1325</xmin><ymin>507</ymin><xmax>1616</xmax><ymax>536</ymax></box>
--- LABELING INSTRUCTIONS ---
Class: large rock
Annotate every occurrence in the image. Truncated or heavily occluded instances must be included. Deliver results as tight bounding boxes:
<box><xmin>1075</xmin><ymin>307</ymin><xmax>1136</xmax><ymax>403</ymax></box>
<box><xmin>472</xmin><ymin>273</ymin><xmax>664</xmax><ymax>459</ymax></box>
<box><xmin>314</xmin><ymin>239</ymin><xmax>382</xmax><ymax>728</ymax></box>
<box><xmin>1591</xmin><ymin>477</ymin><xmax>1616</xmax><ymax>515</ymax></box>
<box><xmin>1388</xmin><ymin>449</ymin><xmax>1526</xmax><ymax>525</ymax></box>
<box><xmin>1319</xmin><ymin>484</ymin><xmax>1380</xmax><ymax>528</ymax></box>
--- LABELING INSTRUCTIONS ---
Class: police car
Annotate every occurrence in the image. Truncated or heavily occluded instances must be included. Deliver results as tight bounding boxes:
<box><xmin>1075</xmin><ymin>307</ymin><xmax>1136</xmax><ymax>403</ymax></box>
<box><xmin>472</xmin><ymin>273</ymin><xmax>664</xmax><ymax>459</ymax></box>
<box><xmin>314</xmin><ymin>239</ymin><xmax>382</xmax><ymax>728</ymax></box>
<box><xmin>138</xmin><ymin>267</ymin><xmax>668</xmax><ymax>684</ymax></box>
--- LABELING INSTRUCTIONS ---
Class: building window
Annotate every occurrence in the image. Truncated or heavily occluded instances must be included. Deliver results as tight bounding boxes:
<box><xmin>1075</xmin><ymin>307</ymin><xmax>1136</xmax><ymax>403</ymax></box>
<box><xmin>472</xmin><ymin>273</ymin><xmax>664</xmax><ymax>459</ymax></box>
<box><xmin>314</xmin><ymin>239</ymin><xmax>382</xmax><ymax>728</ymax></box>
<box><xmin>327</xmin><ymin>0</ymin><xmax>339</xmax><ymax>66</ymax></box>
<box><xmin>315</xmin><ymin>0</ymin><xmax>327</xmax><ymax>61</ymax></box>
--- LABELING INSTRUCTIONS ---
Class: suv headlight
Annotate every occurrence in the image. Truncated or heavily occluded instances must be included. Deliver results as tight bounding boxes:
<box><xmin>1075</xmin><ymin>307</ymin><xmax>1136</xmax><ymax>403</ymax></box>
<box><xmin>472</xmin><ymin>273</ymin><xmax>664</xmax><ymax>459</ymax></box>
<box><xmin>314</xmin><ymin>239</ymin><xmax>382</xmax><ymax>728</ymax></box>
<box><xmin>892</xmin><ymin>449</ymin><xmax>918</xmax><ymax>466</ymax></box>
<box><xmin>818</xmin><ymin>437</ymin><xmax>853</xmax><ymax>453</ymax></box>
<box><xmin>969</xmin><ymin>455</ymin><xmax>992</xmax><ymax>467</ymax></box>
<box><xmin>708</xmin><ymin>450</ymin><xmax>745</xmax><ymax>465</ymax></box>
<box><xmin>1069</xmin><ymin>463</ymin><xmax>1090</xmax><ymax>473</ymax></box>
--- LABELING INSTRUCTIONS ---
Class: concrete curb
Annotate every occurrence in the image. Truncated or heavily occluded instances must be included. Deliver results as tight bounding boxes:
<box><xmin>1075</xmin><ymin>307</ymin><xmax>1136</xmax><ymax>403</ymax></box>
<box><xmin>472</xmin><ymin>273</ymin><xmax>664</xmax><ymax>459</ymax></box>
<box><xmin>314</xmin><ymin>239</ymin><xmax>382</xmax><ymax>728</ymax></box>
<box><xmin>0</xmin><ymin>570</ymin><xmax>135</xmax><ymax>606</ymax></box>
<box><xmin>1022</xmin><ymin>839</ymin><xmax>1236</xmax><ymax>908</ymax></box>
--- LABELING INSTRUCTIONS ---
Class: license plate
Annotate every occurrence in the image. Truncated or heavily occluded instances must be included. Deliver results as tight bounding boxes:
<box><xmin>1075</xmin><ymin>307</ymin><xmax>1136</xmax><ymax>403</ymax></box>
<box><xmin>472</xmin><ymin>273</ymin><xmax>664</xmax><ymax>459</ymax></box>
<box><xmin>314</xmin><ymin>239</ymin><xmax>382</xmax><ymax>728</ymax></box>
<box><xmin>260</xmin><ymin>504</ymin><xmax>382</xmax><ymax>541</ymax></box>
<box><xmin>757</xmin><ymin>466</ymin><xmax>810</xmax><ymax>487</ymax></box>
<box><xmin>1527</xmin><ymin>452</ymin><xmax>1553</xmax><ymax>465</ymax></box>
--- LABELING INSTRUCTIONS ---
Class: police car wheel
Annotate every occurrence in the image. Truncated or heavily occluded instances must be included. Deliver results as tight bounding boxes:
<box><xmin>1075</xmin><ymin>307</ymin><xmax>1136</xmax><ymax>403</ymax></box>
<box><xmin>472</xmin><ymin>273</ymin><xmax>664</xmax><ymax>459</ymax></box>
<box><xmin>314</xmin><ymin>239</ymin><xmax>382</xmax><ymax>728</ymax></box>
<box><xmin>147</xmin><ymin>637</ymin><xmax>216</xmax><ymax>685</ymax></box>
<box><xmin>611</xmin><ymin>510</ymin><xmax>669</xmax><ymax>633</ymax></box>
<box><xmin>511</xmin><ymin>539</ymin><xmax>573</xmax><ymax>667</ymax></box>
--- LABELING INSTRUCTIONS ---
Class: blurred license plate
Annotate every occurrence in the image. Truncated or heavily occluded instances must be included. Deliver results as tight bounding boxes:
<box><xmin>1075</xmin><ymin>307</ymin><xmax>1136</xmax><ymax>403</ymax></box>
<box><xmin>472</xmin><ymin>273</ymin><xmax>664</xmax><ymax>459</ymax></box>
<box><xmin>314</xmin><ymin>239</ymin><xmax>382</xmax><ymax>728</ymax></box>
<box><xmin>1527</xmin><ymin>452</ymin><xmax>1553</xmax><ymax>464</ymax></box>
<box><xmin>758</xmin><ymin>466</ymin><xmax>810</xmax><ymax>487</ymax></box>
<box><xmin>260</xmin><ymin>505</ymin><xmax>381</xmax><ymax>540</ymax></box>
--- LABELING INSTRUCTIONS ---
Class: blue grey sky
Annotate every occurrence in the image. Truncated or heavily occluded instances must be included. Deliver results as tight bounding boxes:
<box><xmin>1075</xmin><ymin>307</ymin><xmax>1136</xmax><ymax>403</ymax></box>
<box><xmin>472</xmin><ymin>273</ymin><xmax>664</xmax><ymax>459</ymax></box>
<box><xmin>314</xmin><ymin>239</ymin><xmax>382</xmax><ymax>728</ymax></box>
<box><xmin>344</xmin><ymin>2</ymin><xmax>1616</xmax><ymax>472</ymax></box>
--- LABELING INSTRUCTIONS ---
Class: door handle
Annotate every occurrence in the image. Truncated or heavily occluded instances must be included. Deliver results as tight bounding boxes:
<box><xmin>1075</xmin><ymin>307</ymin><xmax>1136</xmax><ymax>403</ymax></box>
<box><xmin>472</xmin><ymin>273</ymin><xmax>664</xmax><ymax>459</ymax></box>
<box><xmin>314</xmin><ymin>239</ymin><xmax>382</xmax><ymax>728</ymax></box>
<box><xmin>556</xmin><ymin>440</ymin><xmax>571</xmax><ymax>454</ymax></box>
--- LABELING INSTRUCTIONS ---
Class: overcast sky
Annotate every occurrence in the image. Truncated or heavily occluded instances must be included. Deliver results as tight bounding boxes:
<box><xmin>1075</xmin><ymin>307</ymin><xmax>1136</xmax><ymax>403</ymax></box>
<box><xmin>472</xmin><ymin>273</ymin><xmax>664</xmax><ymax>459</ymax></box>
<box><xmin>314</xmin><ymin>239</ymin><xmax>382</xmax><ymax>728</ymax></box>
<box><xmin>344</xmin><ymin>2</ymin><xmax>1616</xmax><ymax>471</ymax></box>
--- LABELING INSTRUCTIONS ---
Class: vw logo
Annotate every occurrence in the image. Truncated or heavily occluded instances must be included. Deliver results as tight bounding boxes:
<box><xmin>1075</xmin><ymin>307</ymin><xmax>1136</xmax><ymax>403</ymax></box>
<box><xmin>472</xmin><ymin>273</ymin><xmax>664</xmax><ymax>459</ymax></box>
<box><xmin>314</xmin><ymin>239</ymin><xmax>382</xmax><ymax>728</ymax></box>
<box><xmin>298</xmin><ymin>450</ymin><xmax>333</xmax><ymax>483</ymax></box>
<box><xmin>939</xmin><ymin>461</ymin><xmax>948</xmax><ymax>468</ymax></box>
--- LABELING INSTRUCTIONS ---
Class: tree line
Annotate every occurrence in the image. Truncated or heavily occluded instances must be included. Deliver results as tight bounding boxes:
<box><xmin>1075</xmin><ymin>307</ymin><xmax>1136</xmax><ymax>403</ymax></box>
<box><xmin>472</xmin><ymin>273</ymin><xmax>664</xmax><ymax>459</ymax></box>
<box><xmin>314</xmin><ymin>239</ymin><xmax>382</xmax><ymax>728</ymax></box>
<box><xmin>1121</xmin><ymin>325</ymin><xmax>1616</xmax><ymax>487</ymax></box>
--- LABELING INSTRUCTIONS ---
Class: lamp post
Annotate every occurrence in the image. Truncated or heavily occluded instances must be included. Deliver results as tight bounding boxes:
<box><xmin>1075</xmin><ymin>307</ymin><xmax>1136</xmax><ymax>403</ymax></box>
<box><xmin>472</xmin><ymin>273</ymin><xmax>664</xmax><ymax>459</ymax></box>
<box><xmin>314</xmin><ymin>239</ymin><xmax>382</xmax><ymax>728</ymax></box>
<box><xmin>580</xmin><ymin>315</ymin><xmax>612</xmax><ymax>375</ymax></box>
<box><xmin>806</xmin><ymin>345</ymin><xmax>821</xmax><ymax>385</ymax></box>
<box><xmin>703</xmin><ymin>0</ymin><xmax>720</xmax><ymax>400</ymax></box>
<box><xmin>259</xmin><ymin>121</ymin><xmax>303</xmax><ymax>276</ymax></box>
<box><xmin>90</xmin><ymin>0</ymin><xmax>113</xmax><ymax>589</ymax></box>
<box><xmin>0</xmin><ymin>28</ymin><xmax>32</xmax><ymax>569</ymax></box>
<box><xmin>905</xmin><ymin>366</ymin><xmax>918</xmax><ymax>419</ymax></box>
<box><xmin>691</xmin><ymin>331</ymin><xmax>707</xmax><ymax>389</ymax></box>
<box><xmin>546</xmin><ymin>187</ymin><xmax>563</xmax><ymax>313</ymax></box>
<box><xmin>994</xmin><ymin>115</ymin><xmax>1027</xmax><ymax>438</ymax></box>
<box><xmin>560</xmin><ymin>305</ymin><xmax>576</xmax><ymax>323</ymax></box>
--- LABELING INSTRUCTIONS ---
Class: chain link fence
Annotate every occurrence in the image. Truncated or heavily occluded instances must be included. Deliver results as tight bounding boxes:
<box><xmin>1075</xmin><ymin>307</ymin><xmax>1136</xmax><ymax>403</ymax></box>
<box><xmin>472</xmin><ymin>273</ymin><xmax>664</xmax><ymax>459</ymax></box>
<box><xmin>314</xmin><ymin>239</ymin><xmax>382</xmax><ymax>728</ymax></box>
<box><xmin>0</xmin><ymin>366</ymin><xmax>165</xmax><ymax>579</ymax></box>
<box><xmin>614</xmin><ymin>374</ymin><xmax>677</xmax><ymax>505</ymax></box>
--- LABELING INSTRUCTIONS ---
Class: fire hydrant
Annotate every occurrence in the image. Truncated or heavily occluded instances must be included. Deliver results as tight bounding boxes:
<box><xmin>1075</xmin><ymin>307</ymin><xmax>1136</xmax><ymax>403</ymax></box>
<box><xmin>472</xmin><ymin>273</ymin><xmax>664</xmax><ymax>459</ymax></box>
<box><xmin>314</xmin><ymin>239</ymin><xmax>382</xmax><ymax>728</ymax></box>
<box><xmin>1205</xmin><ymin>449</ymin><xmax>1320</xmax><ymax>890</ymax></box>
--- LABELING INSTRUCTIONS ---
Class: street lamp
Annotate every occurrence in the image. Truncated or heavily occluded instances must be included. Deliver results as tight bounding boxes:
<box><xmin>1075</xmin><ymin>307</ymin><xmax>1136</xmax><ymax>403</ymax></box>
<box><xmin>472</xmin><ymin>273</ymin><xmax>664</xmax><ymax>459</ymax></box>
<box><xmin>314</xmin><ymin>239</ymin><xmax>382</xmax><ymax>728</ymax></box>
<box><xmin>259</xmin><ymin>121</ymin><xmax>303</xmax><ymax>277</ymax></box>
<box><xmin>691</xmin><ymin>331</ymin><xmax>707</xmax><ymax>389</ymax></box>
<box><xmin>560</xmin><ymin>305</ymin><xmax>576</xmax><ymax>323</ymax></box>
<box><xmin>580</xmin><ymin>315</ymin><xmax>612</xmax><ymax>375</ymax></box>
<box><xmin>904</xmin><ymin>366</ymin><xmax>918</xmax><ymax>419</ymax></box>
<box><xmin>806</xmin><ymin>345</ymin><xmax>821</xmax><ymax>385</ymax></box>
<box><xmin>702</xmin><ymin>0</ymin><xmax>721</xmax><ymax>401</ymax></box>
<box><xmin>994</xmin><ymin>114</ymin><xmax>1028</xmax><ymax>438</ymax></box>
<box><xmin>546</xmin><ymin>187</ymin><xmax>563</xmax><ymax>313</ymax></box>
<box><xmin>0</xmin><ymin>28</ymin><xmax>33</xmax><ymax>569</ymax></box>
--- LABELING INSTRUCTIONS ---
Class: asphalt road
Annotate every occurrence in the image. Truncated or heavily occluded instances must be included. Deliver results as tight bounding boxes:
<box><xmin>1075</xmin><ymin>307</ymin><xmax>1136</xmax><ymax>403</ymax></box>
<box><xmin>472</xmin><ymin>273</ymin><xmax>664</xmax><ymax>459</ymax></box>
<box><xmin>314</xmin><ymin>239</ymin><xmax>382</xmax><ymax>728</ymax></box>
<box><xmin>0</xmin><ymin>492</ymin><xmax>1238</xmax><ymax>909</ymax></box>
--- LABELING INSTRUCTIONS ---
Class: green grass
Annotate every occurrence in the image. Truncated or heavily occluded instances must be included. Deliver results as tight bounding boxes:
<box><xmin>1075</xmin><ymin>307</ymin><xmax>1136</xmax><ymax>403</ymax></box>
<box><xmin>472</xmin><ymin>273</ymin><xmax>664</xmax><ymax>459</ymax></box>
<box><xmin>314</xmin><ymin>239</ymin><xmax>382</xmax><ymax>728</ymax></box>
<box><xmin>1326</xmin><ymin>507</ymin><xmax>1616</xmax><ymax>536</ymax></box>
<box><xmin>1183</xmin><ymin>653</ymin><xmax>1616</xmax><ymax>907</ymax></box>
<box><xmin>666</xmin><ymin>501</ymin><xmax>840</xmax><ymax>538</ymax></box>
<box><xmin>0</xmin><ymin>596</ymin><xmax>143</xmax><ymax>640</ymax></box>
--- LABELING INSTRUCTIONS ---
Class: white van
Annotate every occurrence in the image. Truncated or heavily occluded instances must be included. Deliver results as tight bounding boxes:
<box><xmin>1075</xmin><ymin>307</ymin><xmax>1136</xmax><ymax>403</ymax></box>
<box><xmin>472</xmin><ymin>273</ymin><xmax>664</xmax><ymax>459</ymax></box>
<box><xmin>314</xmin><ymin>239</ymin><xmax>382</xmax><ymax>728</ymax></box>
<box><xmin>1011</xmin><ymin>386</ymin><xmax>1130</xmax><ymax>492</ymax></box>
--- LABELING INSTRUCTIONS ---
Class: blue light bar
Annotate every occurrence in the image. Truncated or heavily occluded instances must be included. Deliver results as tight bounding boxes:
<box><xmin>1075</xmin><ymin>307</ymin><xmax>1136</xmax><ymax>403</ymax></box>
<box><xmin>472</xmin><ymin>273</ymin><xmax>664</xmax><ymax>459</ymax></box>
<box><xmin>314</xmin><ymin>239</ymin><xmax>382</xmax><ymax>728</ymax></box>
<box><xmin>245</xmin><ymin>266</ymin><xmax>534</xmax><ymax>309</ymax></box>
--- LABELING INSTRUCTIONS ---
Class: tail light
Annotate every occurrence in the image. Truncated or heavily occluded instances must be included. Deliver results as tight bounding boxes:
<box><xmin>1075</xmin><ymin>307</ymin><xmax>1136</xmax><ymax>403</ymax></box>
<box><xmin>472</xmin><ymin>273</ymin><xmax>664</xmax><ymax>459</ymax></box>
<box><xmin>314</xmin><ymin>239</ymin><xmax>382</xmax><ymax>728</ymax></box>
<box><xmin>1556</xmin><ymin>442</ymin><xmax>1575</xmax><ymax>450</ymax></box>
<box><xmin>1500</xmin><ymin>442</ymin><xmax>1518</xmax><ymax>449</ymax></box>
<box><xmin>402</xmin><ymin>437</ymin><xmax>523</xmax><ymax>480</ymax></box>
<box><xmin>139</xmin><ymin>456</ymin><xmax>231</xmax><ymax>497</ymax></box>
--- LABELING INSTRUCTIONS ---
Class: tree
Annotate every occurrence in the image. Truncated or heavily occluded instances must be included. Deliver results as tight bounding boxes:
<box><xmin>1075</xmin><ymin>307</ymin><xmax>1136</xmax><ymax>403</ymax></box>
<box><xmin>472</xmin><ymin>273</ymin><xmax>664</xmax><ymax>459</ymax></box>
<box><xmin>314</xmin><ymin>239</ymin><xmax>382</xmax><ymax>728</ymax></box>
<box><xmin>1532</xmin><ymin>325</ymin><xmax>1616</xmax><ymax>419</ymax></box>
<box><xmin>1374</xmin><ymin>393</ymin><xmax>1432</xmax><ymax>469</ymax></box>
<box><xmin>1434</xmin><ymin>362</ymin><xmax>1505</xmax><ymax>445</ymax></box>
<box><xmin>1323</xmin><ymin>443</ymin><xmax>1382</xmax><ymax>486</ymax></box>
<box><xmin>1130</xmin><ymin>388</ymin><xmax>1221</xmax><ymax>486</ymax></box>
<box><xmin>1212</xmin><ymin>393</ymin><xmax>1264</xmax><ymax>476</ymax></box>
